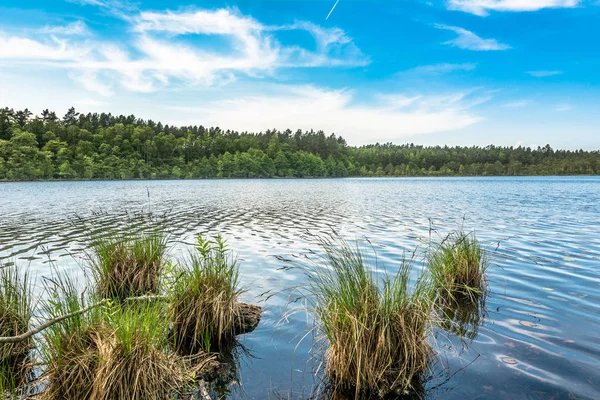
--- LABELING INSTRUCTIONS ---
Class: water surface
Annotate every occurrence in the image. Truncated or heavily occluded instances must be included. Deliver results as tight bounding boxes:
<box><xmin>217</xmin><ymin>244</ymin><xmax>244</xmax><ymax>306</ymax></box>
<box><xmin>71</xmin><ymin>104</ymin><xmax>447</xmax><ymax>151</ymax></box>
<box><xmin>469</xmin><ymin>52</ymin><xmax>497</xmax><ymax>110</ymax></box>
<box><xmin>1</xmin><ymin>177</ymin><xmax>599</xmax><ymax>399</ymax></box>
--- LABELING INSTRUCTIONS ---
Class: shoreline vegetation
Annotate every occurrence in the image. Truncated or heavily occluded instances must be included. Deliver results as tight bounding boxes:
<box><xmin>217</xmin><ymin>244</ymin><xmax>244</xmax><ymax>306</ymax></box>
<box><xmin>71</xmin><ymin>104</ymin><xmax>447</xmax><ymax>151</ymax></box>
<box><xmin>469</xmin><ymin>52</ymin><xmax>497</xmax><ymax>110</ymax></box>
<box><xmin>1</xmin><ymin>107</ymin><xmax>599</xmax><ymax>181</ymax></box>
<box><xmin>1</xmin><ymin>223</ymin><xmax>487</xmax><ymax>398</ymax></box>
<box><xmin>0</xmin><ymin>230</ymin><xmax>262</xmax><ymax>399</ymax></box>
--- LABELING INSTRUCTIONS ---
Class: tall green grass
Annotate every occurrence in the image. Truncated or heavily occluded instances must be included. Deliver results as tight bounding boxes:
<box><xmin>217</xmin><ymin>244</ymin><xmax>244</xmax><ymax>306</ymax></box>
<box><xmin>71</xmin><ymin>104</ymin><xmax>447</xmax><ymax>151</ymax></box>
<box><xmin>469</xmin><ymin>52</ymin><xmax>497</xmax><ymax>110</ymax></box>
<box><xmin>39</xmin><ymin>271</ymin><xmax>212</xmax><ymax>400</ymax></box>
<box><xmin>304</xmin><ymin>239</ymin><xmax>435</xmax><ymax>396</ymax></box>
<box><xmin>428</xmin><ymin>231</ymin><xmax>488</xmax><ymax>303</ymax></box>
<box><xmin>88</xmin><ymin>230</ymin><xmax>168</xmax><ymax>301</ymax></box>
<box><xmin>39</xmin><ymin>271</ymin><xmax>103</xmax><ymax>400</ymax></box>
<box><xmin>0</xmin><ymin>265</ymin><xmax>33</xmax><ymax>392</ymax></box>
<box><xmin>169</xmin><ymin>234</ymin><xmax>243</xmax><ymax>354</ymax></box>
<box><xmin>93</xmin><ymin>301</ymin><xmax>211</xmax><ymax>400</ymax></box>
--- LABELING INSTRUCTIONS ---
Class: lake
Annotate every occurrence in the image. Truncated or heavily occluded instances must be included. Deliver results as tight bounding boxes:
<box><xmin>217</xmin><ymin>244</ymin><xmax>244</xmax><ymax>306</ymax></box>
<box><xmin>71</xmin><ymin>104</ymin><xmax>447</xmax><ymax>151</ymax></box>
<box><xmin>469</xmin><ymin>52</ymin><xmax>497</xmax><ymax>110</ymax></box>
<box><xmin>1</xmin><ymin>177</ymin><xmax>599</xmax><ymax>399</ymax></box>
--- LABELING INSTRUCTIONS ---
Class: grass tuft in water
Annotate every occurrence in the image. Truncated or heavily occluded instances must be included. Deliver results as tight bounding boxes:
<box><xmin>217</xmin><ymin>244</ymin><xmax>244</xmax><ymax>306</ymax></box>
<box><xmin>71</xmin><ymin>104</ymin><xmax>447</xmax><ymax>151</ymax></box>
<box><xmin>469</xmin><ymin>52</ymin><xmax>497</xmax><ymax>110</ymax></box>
<box><xmin>93</xmin><ymin>302</ymin><xmax>212</xmax><ymax>400</ymax></box>
<box><xmin>428</xmin><ymin>231</ymin><xmax>488</xmax><ymax>303</ymax></box>
<box><xmin>39</xmin><ymin>271</ymin><xmax>102</xmax><ymax>400</ymax></box>
<box><xmin>304</xmin><ymin>238</ymin><xmax>435</xmax><ymax>396</ymax></box>
<box><xmin>39</xmin><ymin>271</ymin><xmax>212</xmax><ymax>400</ymax></box>
<box><xmin>88</xmin><ymin>230</ymin><xmax>168</xmax><ymax>301</ymax></box>
<box><xmin>0</xmin><ymin>265</ymin><xmax>33</xmax><ymax>391</ymax></box>
<box><xmin>169</xmin><ymin>234</ymin><xmax>243</xmax><ymax>354</ymax></box>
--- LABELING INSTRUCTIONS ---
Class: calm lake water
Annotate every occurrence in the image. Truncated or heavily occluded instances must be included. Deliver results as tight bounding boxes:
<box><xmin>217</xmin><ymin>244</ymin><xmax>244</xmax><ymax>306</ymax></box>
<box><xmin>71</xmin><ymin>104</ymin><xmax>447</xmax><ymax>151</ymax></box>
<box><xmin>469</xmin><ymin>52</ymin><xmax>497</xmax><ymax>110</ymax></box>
<box><xmin>1</xmin><ymin>177</ymin><xmax>599</xmax><ymax>399</ymax></box>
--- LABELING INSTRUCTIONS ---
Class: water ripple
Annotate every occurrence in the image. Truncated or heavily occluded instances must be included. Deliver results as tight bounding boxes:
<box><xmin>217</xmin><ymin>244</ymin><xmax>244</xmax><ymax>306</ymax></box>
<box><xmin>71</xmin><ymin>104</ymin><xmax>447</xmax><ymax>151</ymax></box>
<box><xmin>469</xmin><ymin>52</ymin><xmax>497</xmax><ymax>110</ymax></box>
<box><xmin>1</xmin><ymin>177</ymin><xmax>599</xmax><ymax>399</ymax></box>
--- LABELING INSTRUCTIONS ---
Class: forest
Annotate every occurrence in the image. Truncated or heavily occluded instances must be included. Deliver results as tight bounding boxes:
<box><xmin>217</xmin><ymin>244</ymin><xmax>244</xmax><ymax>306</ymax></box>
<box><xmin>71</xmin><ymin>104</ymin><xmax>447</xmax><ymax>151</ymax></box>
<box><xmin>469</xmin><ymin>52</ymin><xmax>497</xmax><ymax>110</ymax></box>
<box><xmin>1</xmin><ymin>106</ymin><xmax>599</xmax><ymax>180</ymax></box>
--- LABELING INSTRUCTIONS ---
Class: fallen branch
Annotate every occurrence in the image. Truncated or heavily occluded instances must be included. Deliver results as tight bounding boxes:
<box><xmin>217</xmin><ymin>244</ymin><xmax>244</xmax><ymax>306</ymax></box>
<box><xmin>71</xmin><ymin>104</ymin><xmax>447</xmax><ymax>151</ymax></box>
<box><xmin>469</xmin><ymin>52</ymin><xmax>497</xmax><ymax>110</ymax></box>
<box><xmin>0</xmin><ymin>294</ymin><xmax>166</xmax><ymax>344</ymax></box>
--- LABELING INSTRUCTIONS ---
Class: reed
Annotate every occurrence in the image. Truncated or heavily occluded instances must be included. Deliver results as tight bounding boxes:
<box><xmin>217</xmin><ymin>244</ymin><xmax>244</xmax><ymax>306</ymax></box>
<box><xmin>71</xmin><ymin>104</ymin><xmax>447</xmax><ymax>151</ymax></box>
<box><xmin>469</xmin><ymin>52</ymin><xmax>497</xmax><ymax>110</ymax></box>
<box><xmin>304</xmin><ymin>239</ymin><xmax>435</xmax><ymax>396</ymax></box>
<box><xmin>169</xmin><ymin>234</ymin><xmax>243</xmax><ymax>354</ymax></box>
<box><xmin>39</xmin><ymin>272</ymin><xmax>102</xmax><ymax>400</ymax></box>
<box><xmin>39</xmin><ymin>272</ymin><xmax>212</xmax><ymax>400</ymax></box>
<box><xmin>88</xmin><ymin>230</ymin><xmax>167</xmax><ymax>301</ymax></box>
<box><xmin>0</xmin><ymin>265</ymin><xmax>32</xmax><ymax>390</ymax></box>
<box><xmin>92</xmin><ymin>302</ymin><xmax>211</xmax><ymax>400</ymax></box>
<box><xmin>428</xmin><ymin>231</ymin><xmax>488</xmax><ymax>303</ymax></box>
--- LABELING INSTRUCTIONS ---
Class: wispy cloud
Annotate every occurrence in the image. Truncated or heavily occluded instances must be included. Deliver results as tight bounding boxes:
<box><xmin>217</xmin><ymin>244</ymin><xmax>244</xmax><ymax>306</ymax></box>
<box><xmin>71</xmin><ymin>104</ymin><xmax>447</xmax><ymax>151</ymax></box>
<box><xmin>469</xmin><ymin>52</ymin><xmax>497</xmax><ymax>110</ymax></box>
<box><xmin>435</xmin><ymin>24</ymin><xmax>511</xmax><ymax>51</ymax></box>
<box><xmin>448</xmin><ymin>0</ymin><xmax>581</xmax><ymax>17</ymax></box>
<box><xmin>0</xmin><ymin>34</ymin><xmax>89</xmax><ymax>60</ymax></box>
<box><xmin>68</xmin><ymin>70</ymin><xmax>114</xmax><ymax>96</ymax></box>
<box><xmin>0</xmin><ymin>7</ymin><xmax>368</xmax><ymax>95</ymax></box>
<box><xmin>40</xmin><ymin>21</ymin><xmax>89</xmax><ymax>35</ymax></box>
<box><xmin>555</xmin><ymin>103</ymin><xmax>573</xmax><ymax>112</ymax></box>
<box><xmin>409</xmin><ymin>63</ymin><xmax>477</xmax><ymax>74</ymax></box>
<box><xmin>68</xmin><ymin>0</ymin><xmax>152</xmax><ymax>22</ymax></box>
<box><xmin>526</xmin><ymin>70</ymin><xmax>563</xmax><ymax>77</ymax></box>
<box><xmin>169</xmin><ymin>85</ymin><xmax>489</xmax><ymax>144</ymax></box>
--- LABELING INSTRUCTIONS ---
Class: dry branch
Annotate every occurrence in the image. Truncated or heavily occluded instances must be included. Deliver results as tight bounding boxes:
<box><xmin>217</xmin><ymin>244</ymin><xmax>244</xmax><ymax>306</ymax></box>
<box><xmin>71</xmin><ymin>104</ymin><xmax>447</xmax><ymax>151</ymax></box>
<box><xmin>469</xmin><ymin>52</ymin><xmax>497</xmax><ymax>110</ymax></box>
<box><xmin>0</xmin><ymin>294</ymin><xmax>165</xmax><ymax>344</ymax></box>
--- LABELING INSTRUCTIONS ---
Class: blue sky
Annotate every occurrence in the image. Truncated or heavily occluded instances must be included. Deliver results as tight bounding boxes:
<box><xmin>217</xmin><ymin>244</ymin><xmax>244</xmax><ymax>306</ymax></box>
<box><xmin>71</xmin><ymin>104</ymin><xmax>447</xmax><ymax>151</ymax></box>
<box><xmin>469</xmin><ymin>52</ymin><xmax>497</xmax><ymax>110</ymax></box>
<box><xmin>0</xmin><ymin>0</ymin><xmax>599</xmax><ymax>148</ymax></box>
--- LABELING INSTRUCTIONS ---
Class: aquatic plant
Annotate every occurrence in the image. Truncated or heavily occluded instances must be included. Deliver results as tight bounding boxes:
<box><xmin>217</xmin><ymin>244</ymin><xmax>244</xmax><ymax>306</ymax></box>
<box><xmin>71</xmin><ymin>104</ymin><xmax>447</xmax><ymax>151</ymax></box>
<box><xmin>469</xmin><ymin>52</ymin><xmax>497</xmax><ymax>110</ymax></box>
<box><xmin>0</xmin><ymin>265</ymin><xmax>32</xmax><ymax>390</ymax></box>
<box><xmin>169</xmin><ymin>234</ymin><xmax>243</xmax><ymax>354</ymax></box>
<box><xmin>39</xmin><ymin>272</ymin><xmax>212</xmax><ymax>400</ymax></box>
<box><xmin>93</xmin><ymin>302</ymin><xmax>212</xmax><ymax>400</ymax></box>
<box><xmin>303</xmin><ymin>239</ymin><xmax>435</xmax><ymax>396</ymax></box>
<box><xmin>428</xmin><ymin>231</ymin><xmax>488</xmax><ymax>303</ymax></box>
<box><xmin>38</xmin><ymin>271</ymin><xmax>103</xmax><ymax>400</ymax></box>
<box><xmin>88</xmin><ymin>230</ymin><xmax>168</xmax><ymax>301</ymax></box>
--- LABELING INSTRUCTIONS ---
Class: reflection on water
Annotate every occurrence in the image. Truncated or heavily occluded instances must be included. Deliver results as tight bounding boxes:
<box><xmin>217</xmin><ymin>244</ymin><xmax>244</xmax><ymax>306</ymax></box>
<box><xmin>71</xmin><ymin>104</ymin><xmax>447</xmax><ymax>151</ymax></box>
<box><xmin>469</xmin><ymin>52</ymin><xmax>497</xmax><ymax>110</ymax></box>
<box><xmin>1</xmin><ymin>177</ymin><xmax>600</xmax><ymax>399</ymax></box>
<box><xmin>201</xmin><ymin>340</ymin><xmax>251</xmax><ymax>400</ymax></box>
<box><xmin>437</xmin><ymin>293</ymin><xmax>486</xmax><ymax>342</ymax></box>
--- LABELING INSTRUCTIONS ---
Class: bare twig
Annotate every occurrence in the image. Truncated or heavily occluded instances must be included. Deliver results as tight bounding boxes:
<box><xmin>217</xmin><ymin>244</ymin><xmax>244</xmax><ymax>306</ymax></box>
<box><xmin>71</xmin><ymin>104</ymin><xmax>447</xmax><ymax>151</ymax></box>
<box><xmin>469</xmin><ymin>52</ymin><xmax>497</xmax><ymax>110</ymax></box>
<box><xmin>0</xmin><ymin>294</ymin><xmax>166</xmax><ymax>344</ymax></box>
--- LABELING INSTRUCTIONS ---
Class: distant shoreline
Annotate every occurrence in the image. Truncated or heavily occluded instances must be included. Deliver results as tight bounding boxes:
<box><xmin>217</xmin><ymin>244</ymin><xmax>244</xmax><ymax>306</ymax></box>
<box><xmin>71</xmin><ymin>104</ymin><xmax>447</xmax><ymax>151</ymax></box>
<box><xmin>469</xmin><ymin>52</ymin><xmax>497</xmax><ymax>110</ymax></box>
<box><xmin>1</xmin><ymin>175</ymin><xmax>599</xmax><ymax>184</ymax></box>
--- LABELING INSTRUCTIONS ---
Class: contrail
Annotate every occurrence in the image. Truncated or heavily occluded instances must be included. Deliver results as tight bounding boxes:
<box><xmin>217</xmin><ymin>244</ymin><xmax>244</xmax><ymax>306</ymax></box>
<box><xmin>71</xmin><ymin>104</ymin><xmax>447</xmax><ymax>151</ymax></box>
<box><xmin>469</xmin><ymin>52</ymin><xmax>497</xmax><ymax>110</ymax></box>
<box><xmin>326</xmin><ymin>0</ymin><xmax>340</xmax><ymax>20</ymax></box>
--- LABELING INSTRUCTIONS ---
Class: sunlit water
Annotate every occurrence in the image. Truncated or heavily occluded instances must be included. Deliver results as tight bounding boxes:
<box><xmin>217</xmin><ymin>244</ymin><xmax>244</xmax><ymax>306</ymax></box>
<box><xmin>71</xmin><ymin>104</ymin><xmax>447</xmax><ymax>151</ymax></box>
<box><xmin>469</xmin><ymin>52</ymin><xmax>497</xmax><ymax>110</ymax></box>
<box><xmin>1</xmin><ymin>177</ymin><xmax>599</xmax><ymax>399</ymax></box>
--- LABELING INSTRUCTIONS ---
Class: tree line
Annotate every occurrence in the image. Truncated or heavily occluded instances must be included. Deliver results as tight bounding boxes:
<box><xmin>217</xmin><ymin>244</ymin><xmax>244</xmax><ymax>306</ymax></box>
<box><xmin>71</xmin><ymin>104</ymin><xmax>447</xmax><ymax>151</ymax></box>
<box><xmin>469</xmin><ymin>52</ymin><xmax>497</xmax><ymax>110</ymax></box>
<box><xmin>1</xmin><ymin>107</ymin><xmax>598</xmax><ymax>180</ymax></box>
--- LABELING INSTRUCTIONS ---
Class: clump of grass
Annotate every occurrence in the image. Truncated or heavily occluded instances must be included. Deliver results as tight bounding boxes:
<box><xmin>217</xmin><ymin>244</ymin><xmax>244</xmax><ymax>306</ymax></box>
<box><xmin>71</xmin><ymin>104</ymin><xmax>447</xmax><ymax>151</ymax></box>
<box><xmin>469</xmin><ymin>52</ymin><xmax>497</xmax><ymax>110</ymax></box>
<box><xmin>428</xmin><ymin>231</ymin><xmax>488</xmax><ymax>303</ymax></box>
<box><xmin>39</xmin><ymin>272</ymin><xmax>212</xmax><ymax>400</ymax></box>
<box><xmin>39</xmin><ymin>272</ymin><xmax>102</xmax><ymax>400</ymax></box>
<box><xmin>89</xmin><ymin>230</ymin><xmax>167</xmax><ymax>301</ymax></box>
<box><xmin>304</xmin><ymin>239</ymin><xmax>435</xmax><ymax>396</ymax></box>
<box><xmin>0</xmin><ymin>265</ymin><xmax>33</xmax><ymax>389</ymax></box>
<box><xmin>169</xmin><ymin>234</ymin><xmax>242</xmax><ymax>354</ymax></box>
<box><xmin>93</xmin><ymin>302</ymin><xmax>212</xmax><ymax>400</ymax></box>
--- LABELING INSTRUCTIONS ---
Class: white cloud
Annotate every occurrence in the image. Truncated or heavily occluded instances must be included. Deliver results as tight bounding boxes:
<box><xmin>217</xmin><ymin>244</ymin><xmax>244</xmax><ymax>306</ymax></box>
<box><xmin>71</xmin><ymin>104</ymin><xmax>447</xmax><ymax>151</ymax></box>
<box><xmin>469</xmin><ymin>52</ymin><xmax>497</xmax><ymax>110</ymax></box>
<box><xmin>447</xmin><ymin>0</ymin><xmax>581</xmax><ymax>16</ymax></box>
<box><xmin>134</xmin><ymin>9</ymin><xmax>262</xmax><ymax>35</ymax></box>
<box><xmin>0</xmin><ymin>7</ymin><xmax>367</xmax><ymax>95</ymax></box>
<box><xmin>555</xmin><ymin>103</ymin><xmax>573</xmax><ymax>112</ymax></box>
<box><xmin>526</xmin><ymin>70</ymin><xmax>563</xmax><ymax>77</ymax></box>
<box><xmin>40</xmin><ymin>21</ymin><xmax>89</xmax><ymax>35</ymax></box>
<box><xmin>435</xmin><ymin>24</ymin><xmax>511</xmax><ymax>51</ymax></box>
<box><xmin>409</xmin><ymin>63</ymin><xmax>477</xmax><ymax>74</ymax></box>
<box><xmin>169</xmin><ymin>85</ymin><xmax>488</xmax><ymax>144</ymax></box>
<box><xmin>278</xmin><ymin>21</ymin><xmax>368</xmax><ymax>67</ymax></box>
<box><xmin>67</xmin><ymin>0</ymin><xmax>135</xmax><ymax>21</ymax></box>
<box><xmin>0</xmin><ymin>34</ymin><xmax>87</xmax><ymax>60</ymax></box>
<box><xmin>68</xmin><ymin>70</ymin><xmax>114</xmax><ymax>96</ymax></box>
